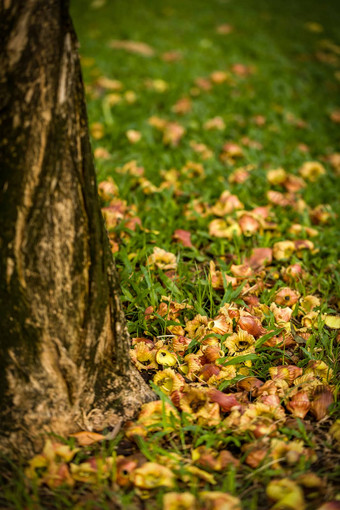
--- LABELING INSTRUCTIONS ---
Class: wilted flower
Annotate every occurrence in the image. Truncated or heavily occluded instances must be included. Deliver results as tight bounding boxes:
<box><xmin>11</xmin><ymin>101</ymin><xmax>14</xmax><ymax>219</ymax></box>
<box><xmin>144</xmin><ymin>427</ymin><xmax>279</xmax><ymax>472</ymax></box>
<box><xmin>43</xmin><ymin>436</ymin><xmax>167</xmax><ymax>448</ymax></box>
<box><xmin>126</xmin><ymin>129</ymin><xmax>142</xmax><ymax>143</ymax></box>
<box><xmin>98</xmin><ymin>177</ymin><xmax>118</xmax><ymax>201</ymax></box>
<box><xmin>299</xmin><ymin>295</ymin><xmax>320</xmax><ymax>314</ymax></box>
<box><xmin>172</xmin><ymin>96</ymin><xmax>192</xmax><ymax>114</ymax></box>
<box><xmin>225</xmin><ymin>402</ymin><xmax>285</xmax><ymax>437</ymax></box>
<box><xmin>138</xmin><ymin>400</ymin><xmax>179</xmax><ymax>431</ymax></box>
<box><xmin>163</xmin><ymin>492</ymin><xmax>196</xmax><ymax>510</ymax></box>
<box><xmin>185</xmin><ymin>314</ymin><xmax>209</xmax><ymax>340</ymax></box>
<box><xmin>90</xmin><ymin>121</ymin><xmax>104</xmax><ymax>139</ymax></box>
<box><xmin>163</xmin><ymin>122</ymin><xmax>186</xmax><ymax>146</ymax></box>
<box><xmin>210</xmin><ymin>313</ymin><xmax>233</xmax><ymax>335</ymax></box>
<box><xmin>243</xmin><ymin>441</ymin><xmax>269</xmax><ymax>468</ymax></box>
<box><xmin>329</xmin><ymin>419</ymin><xmax>340</xmax><ymax>446</ymax></box>
<box><xmin>267</xmin><ymin>168</ymin><xmax>287</xmax><ymax>185</ymax></box>
<box><xmin>116</xmin><ymin>455</ymin><xmax>143</xmax><ymax>487</ymax></box>
<box><xmin>130</xmin><ymin>342</ymin><xmax>158</xmax><ymax>371</ymax></box>
<box><xmin>204</xmin><ymin>116</ymin><xmax>226</xmax><ymax>130</ymax></box>
<box><xmin>192</xmin><ymin>446</ymin><xmax>239</xmax><ymax>471</ymax></box>
<box><xmin>147</xmin><ymin>247</ymin><xmax>177</xmax><ymax>270</ymax></box>
<box><xmin>199</xmin><ymin>363</ymin><xmax>221</xmax><ymax>382</ymax></box>
<box><xmin>275</xmin><ymin>287</ymin><xmax>300</xmax><ymax>307</ymax></box>
<box><xmin>173</xmin><ymin>229</ymin><xmax>193</xmax><ymax>248</ymax></box>
<box><xmin>179</xmin><ymin>353</ymin><xmax>202</xmax><ymax>380</ymax></box>
<box><xmin>273</xmin><ymin>240</ymin><xmax>296</xmax><ymax>260</ymax></box>
<box><xmin>270</xmin><ymin>302</ymin><xmax>292</xmax><ymax>327</ymax></box>
<box><xmin>208</xmin><ymin>388</ymin><xmax>241</xmax><ymax>412</ymax></box>
<box><xmin>254</xmin><ymin>379</ymin><xmax>289</xmax><ymax>399</ymax></box>
<box><xmin>211</xmin><ymin>191</ymin><xmax>244</xmax><ymax>216</ymax></box>
<box><xmin>202</xmin><ymin>345</ymin><xmax>224</xmax><ymax>364</ymax></box>
<box><xmin>238</xmin><ymin>212</ymin><xmax>261</xmax><ymax>236</ymax></box>
<box><xmin>269</xmin><ymin>439</ymin><xmax>311</xmax><ymax>470</ymax></box>
<box><xmin>301</xmin><ymin>311</ymin><xmax>319</xmax><ymax>329</ymax></box>
<box><xmin>224</xmin><ymin>329</ymin><xmax>256</xmax><ymax>359</ymax></box>
<box><xmin>156</xmin><ymin>349</ymin><xmax>178</xmax><ymax>367</ymax></box>
<box><xmin>199</xmin><ymin>491</ymin><xmax>241</xmax><ymax>510</ymax></box>
<box><xmin>153</xmin><ymin>368</ymin><xmax>184</xmax><ymax>394</ymax></box>
<box><xmin>172</xmin><ymin>335</ymin><xmax>192</xmax><ymax>354</ymax></box>
<box><xmin>208</xmin><ymin>365</ymin><xmax>237</xmax><ymax>386</ymax></box>
<box><xmin>282</xmin><ymin>263</ymin><xmax>305</xmax><ymax>282</ymax></box>
<box><xmin>293</xmin><ymin>373</ymin><xmax>324</xmax><ymax>397</ymax></box>
<box><xmin>230</xmin><ymin>263</ymin><xmax>253</xmax><ymax>278</ymax></box>
<box><xmin>209</xmin><ymin>219</ymin><xmax>242</xmax><ymax>239</ymax></box>
<box><xmin>179</xmin><ymin>386</ymin><xmax>220</xmax><ymax>426</ymax></box>
<box><xmin>132</xmin><ymin>462</ymin><xmax>175</xmax><ymax>489</ymax></box>
<box><xmin>238</xmin><ymin>314</ymin><xmax>266</xmax><ymax>337</ymax></box>
<box><xmin>299</xmin><ymin>161</ymin><xmax>326</xmax><ymax>182</ymax></box>
<box><xmin>209</xmin><ymin>261</ymin><xmax>238</xmax><ymax>290</ymax></box>
<box><xmin>266</xmin><ymin>478</ymin><xmax>305</xmax><ymax>510</ymax></box>
<box><xmin>237</xmin><ymin>377</ymin><xmax>263</xmax><ymax>393</ymax></box>
<box><xmin>25</xmin><ymin>440</ymin><xmax>78</xmax><ymax>488</ymax></box>
<box><xmin>246</xmin><ymin>247</ymin><xmax>273</xmax><ymax>269</ymax></box>
<box><xmin>70</xmin><ymin>457</ymin><xmax>114</xmax><ymax>484</ymax></box>
<box><xmin>269</xmin><ymin>365</ymin><xmax>303</xmax><ymax>385</ymax></box>
<box><xmin>305</xmin><ymin>360</ymin><xmax>333</xmax><ymax>383</ymax></box>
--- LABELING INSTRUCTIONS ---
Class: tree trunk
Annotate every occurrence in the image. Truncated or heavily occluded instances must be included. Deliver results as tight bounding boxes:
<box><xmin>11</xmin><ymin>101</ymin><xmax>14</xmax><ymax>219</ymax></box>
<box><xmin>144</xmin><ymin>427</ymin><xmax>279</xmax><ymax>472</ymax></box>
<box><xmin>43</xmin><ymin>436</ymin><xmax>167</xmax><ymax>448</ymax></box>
<box><xmin>0</xmin><ymin>0</ymin><xmax>154</xmax><ymax>458</ymax></box>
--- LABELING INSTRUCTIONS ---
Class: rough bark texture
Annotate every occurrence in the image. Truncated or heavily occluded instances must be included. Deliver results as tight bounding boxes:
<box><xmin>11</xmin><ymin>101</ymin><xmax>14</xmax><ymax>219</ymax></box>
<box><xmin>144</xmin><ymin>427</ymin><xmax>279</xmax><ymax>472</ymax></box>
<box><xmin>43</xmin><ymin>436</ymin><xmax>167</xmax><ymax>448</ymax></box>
<box><xmin>0</xmin><ymin>0</ymin><xmax>154</xmax><ymax>457</ymax></box>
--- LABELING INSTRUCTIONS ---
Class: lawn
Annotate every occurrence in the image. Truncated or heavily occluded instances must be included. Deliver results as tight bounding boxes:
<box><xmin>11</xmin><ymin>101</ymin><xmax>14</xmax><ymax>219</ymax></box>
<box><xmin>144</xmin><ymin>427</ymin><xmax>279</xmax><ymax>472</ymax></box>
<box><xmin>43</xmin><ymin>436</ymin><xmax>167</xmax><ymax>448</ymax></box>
<box><xmin>2</xmin><ymin>0</ymin><xmax>340</xmax><ymax>508</ymax></box>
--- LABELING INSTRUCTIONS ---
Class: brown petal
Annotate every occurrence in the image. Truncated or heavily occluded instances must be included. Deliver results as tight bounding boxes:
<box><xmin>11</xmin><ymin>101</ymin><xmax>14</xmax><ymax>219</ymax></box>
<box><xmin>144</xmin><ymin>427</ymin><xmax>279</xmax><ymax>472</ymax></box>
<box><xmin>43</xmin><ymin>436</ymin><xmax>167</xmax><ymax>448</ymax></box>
<box><xmin>208</xmin><ymin>389</ymin><xmax>240</xmax><ymax>412</ymax></box>
<box><xmin>237</xmin><ymin>377</ymin><xmax>263</xmax><ymax>393</ymax></box>
<box><xmin>286</xmin><ymin>391</ymin><xmax>310</xmax><ymax>419</ymax></box>
<box><xmin>310</xmin><ymin>386</ymin><xmax>334</xmax><ymax>421</ymax></box>
<box><xmin>238</xmin><ymin>315</ymin><xmax>266</xmax><ymax>338</ymax></box>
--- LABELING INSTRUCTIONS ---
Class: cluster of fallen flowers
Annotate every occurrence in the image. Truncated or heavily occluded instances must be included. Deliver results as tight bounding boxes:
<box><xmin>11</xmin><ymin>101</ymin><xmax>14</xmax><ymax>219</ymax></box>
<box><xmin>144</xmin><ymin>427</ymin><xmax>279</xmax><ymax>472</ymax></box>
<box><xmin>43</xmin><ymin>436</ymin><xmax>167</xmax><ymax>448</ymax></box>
<box><xmin>24</xmin><ymin>154</ymin><xmax>340</xmax><ymax>508</ymax></box>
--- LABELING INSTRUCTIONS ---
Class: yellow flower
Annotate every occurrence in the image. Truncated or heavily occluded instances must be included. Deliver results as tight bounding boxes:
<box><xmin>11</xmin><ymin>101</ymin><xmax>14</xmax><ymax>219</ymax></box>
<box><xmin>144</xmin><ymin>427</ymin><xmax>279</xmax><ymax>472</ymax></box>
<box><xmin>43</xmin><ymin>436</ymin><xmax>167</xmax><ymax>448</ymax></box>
<box><xmin>132</xmin><ymin>462</ymin><xmax>175</xmax><ymax>489</ymax></box>
<box><xmin>70</xmin><ymin>457</ymin><xmax>114</xmax><ymax>484</ymax></box>
<box><xmin>269</xmin><ymin>439</ymin><xmax>308</xmax><ymax>469</ymax></box>
<box><xmin>210</xmin><ymin>313</ymin><xmax>233</xmax><ymax>335</ymax></box>
<box><xmin>199</xmin><ymin>491</ymin><xmax>242</xmax><ymax>510</ymax></box>
<box><xmin>299</xmin><ymin>295</ymin><xmax>320</xmax><ymax>314</ymax></box>
<box><xmin>147</xmin><ymin>247</ymin><xmax>177</xmax><ymax>270</ymax></box>
<box><xmin>163</xmin><ymin>492</ymin><xmax>196</xmax><ymax>510</ymax></box>
<box><xmin>224</xmin><ymin>329</ymin><xmax>255</xmax><ymax>357</ymax></box>
<box><xmin>266</xmin><ymin>478</ymin><xmax>305</xmax><ymax>510</ymax></box>
<box><xmin>179</xmin><ymin>353</ymin><xmax>202</xmax><ymax>380</ymax></box>
<box><xmin>179</xmin><ymin>386</ymin><xmax>220</xmax><ymax>426</ymax></box>
<box><xmin>299</xmin><ymin>161</ymin><xmax>326</xmax><ymax>182</ymax></box>
<box><xmin>185</xmin><ymin>314</ymin><xmax>209</xmax><ymax>340</ymax></box>
<box><xmin>130</xmin><ymin>342</ymin><xmax>158</xmax><ymax>371</ymax></box>
<box><xmin>267</xmin><ymin>168</ymin><xmax>287</xmax><ymax>185</ymax></box>
<box><xmin>138</xmin><ymin>400</ymin><xmax>179</xmax><ymax>431</ymax></box>
<box><xmin>153</xmin><ymin>368</ymin><xmax>184</xmax><ymax>394</ymax></box>
<box><xmin>305</xmin><ymin>360</ymin><xmax>333</xmax><ymax>383</ymax></box>
<box><xmin>156</xmin><ymin>349</ymin><xmax>178</xmax><ymax>367</ymax></box>
<box><xmin>209</xmin><ymin>219</ymin><xmax>242</xmax><ymax>239</ymax></box>
<box><xmin>207</xmin><ymin>365</ymin><xmax>237</xmax><ymax>386</ymax></box>
<box><xmin>273</xmin><ymin>241</ymin><xmax>295</xmax><ymax>260</ymax></box>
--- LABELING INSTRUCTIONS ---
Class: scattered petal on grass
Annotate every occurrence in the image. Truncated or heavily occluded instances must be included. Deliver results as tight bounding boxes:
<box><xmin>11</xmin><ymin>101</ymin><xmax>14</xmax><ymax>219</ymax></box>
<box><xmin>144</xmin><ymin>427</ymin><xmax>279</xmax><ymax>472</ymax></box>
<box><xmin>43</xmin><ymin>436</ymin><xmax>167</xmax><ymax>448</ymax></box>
<box><xmin>109</xmin><ymin>39</ymin><xmax>155</xmax><ymax>56</ymax></box>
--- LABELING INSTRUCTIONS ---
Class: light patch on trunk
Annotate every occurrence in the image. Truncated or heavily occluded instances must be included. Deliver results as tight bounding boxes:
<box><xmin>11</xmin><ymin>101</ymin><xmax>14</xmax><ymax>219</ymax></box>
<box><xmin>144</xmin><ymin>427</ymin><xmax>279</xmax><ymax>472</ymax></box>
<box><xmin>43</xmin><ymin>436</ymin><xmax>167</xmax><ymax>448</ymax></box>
<box><xmin>6</xmin><ymin>257</ymin><xmax>14</xmax><ymax>284</ymax></box>
<box><xmin>58</xmin><ymin>33</ymin><xmax>72</xmax><ymax>105</ymax></box>
<box><xmin>7</xmin><ymin>1</ymin><xmax>36</xmax><ymax>68</ymax></box>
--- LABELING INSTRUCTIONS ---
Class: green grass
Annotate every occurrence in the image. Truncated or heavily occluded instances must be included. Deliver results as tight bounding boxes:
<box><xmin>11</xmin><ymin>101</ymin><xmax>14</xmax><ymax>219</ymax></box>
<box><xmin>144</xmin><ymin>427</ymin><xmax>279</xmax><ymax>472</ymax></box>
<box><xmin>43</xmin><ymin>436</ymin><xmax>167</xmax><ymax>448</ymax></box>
<box><xmin>2</xmin><ymin>0</ymin><xmax>340</xmax><ymax>508</ymax></box>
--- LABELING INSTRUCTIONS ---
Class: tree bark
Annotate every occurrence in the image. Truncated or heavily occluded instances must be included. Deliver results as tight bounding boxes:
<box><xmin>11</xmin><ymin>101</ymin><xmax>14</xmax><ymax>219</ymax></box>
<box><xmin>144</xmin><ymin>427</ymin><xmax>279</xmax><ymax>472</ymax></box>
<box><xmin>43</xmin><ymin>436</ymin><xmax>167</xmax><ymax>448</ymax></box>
<box><xmin>0</xmin><ymin>0</ymin><xmax>154</xmax><ymax>458</ymax></box>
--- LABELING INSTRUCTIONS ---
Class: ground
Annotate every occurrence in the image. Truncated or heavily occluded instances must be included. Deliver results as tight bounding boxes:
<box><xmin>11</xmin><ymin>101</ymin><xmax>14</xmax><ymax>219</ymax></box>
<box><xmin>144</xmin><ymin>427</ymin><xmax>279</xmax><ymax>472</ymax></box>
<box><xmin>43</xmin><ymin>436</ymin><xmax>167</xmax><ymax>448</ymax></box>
<box><xmin>1</xmin><ymin>0</ymin><xmax>340</xmax><ymax>508</ymax></box>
